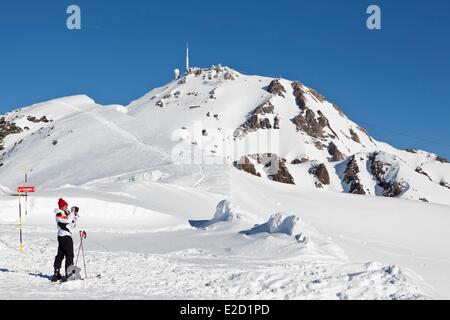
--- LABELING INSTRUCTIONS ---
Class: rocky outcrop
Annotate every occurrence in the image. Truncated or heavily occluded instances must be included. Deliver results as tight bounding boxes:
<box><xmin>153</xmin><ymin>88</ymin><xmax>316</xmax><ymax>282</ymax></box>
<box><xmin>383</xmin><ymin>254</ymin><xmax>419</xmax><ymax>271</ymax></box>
<box><xmin>309</xmin><ymin>163</ymin><xmax>330</xmax><ymax>186</ymax></box>
<box><xmin>291</xmin><ymin>109</ymin><xmax>324</xmax><ymax>138</ymax></box>
<box><xmin>0</xmin><ymin>117</ymin><xmax>23</xmax><ymax>151</ymax></box>
<box><xmin>270</xmin><ymin>157</ymin><xmax>295</xmax><ymax>185</ymax></box>
<box><xmin>190</xmin><ymin>66</ymin><xmax>238</xmax><ymax>82</ymax></box>
<box><xmin>254</xmin><ymin>101</ymin><xmax>275</xmax><ymax>115</ymax></box>
<box><xmin>267</xmin><ymin>79</ymin><xmax>286</xmax><ymax>97</ymax></box>
<box><xmin>317</xmin><ymin>111</ymin><xmax>338</xmax><ymax>138</ymax></box>
<box><xmin>343</xmin><ymin>156</ymin><xmax>366</xmax><ymax>195</ymax></box>
<box><xmin>291</xmin><ymin>157</ymin><xmax>309</xmax><ymax>164</ymax></box>
<box><xmin>382</xmin><ymin>181</ymin><xmax>406</xmax><ymax>198</ymax></box>
<box><xmin>291</xmin><ymin>81</ymin><xmax>307</xmax><ymax>110</ymax></box>
<box><xmin>357</xmin><ymin>126</ymin><xmax>373</xmax><ymax>142</ymax></box>
<box><xmin>224</xmin><ymin>72</ymin><xmax>235</xmax><ymax>80</ymax></box>
<box><xmin>332</xmin><ymin>104</ymin><xmax>346</xmax><ymax>117</ymax></box>
<box><xmin>309</xmin><ymin>88</ymin><xmax>326</xmax><ymax>103</ymax></box>
<box><xmin>291</xmin><ymin>107</ymin><xmax>338</xmax><ymax>141</ymax></box>
<box><xmin>369</xmin><ymin>153</ymin><xmax>407</xmax><ymax>198</ymax></box>
<box><xmin>254</xmin><ymin>154</ymin><xmax>294</xmax><ymax>184</ymax></box>
<box><xmin>327</xmin><ymin>142</ymin><xmax>344</xmax><ymax>162</ymax></box>
<box><xmin>415</xmin><ymin>167</ymin><xmax>433</xmax><ymax>181</ymax></box>
<box><xmin>436</xmin><ymin>156</ymin><xmax>449</xmax><ymax>163</ymax></box>
<box><xmin>235</xmin><ymin>153</ymin><xmax>294</xmax><ymax>185</ymax></box>
<box><xmin>314</xmin><ymin>141</ymin><xmax>327</xmax><ymax>150</ymax></box>
<box><xmin>235</xmin><ymin>156</ymin><xmax>261</xmax><ymax>177</ymax></box>
<box><xmin>273</xmin><ymin>116</ymin><xmax>280</xmax><ymax>129</ymax></box>
<box><xmin>440</xmin><ymin>179</ymin><xmax>450</xmax><ymax>190</ymax></box>
<box><xmin>27</xmin><ymin>116</ymin><xmax>50</xmax><ymax>123</ymax></box>
<box><xmin>235</xmin><ymin>101</ymin><xmax>278</xmax><ymax>137</ymax></box>
<box><xmin>348</xmin><ymin>181</ymin><xmax>366</xmax><ymax>195</ymax></box>
<box><xmin>349</xmin><ymin>129</ymin><xmax>361</xmax><ymax>144</ymax></box>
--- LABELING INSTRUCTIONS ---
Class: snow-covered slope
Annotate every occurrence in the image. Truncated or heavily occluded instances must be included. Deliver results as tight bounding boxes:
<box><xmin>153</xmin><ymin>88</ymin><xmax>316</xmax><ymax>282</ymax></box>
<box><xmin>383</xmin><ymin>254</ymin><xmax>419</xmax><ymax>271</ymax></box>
<box><xmin>0</xmin><ymin>95</ymin><xmax>170</xmax><ymax>188</ymax></box>
<box><xmin>1</xmin><ymin>66</ymin><xmax>449</xmax><ymax>300</ymax></box>
<box><xmin>1</xmin><ymin>66</ymin><xmax>448</xmax><ymax>204</ymax></box>
<box><xmin>1</xmin><ymin>169</ymin><xmax>447</xmax><ymax>299</ymax></box>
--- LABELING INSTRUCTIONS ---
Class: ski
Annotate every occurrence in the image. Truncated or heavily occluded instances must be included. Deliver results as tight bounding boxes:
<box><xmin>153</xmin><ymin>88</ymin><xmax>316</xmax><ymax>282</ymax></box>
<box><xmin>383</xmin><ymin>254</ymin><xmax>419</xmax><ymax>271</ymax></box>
<box><xmin>50</xmin><ymin>273</ymin><xmax>101</xmax><ymax>284</ymax></box>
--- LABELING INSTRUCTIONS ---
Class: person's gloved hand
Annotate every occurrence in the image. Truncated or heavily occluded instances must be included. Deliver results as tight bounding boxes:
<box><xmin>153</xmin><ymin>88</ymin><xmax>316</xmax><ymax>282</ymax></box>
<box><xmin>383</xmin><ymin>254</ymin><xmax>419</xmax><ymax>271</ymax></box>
<box><xmin>71</xmin><ymin>206</ymin><xmax>80</xmax><ymax>216</ymax></box>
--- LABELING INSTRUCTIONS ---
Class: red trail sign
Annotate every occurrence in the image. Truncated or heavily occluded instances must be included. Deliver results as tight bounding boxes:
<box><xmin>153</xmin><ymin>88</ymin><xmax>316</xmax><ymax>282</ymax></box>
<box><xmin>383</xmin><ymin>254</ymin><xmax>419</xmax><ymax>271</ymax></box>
<box><xmin>17</xmin><ymin>186</ymin><xmax>35</xmax><ymax>193</ymax></box>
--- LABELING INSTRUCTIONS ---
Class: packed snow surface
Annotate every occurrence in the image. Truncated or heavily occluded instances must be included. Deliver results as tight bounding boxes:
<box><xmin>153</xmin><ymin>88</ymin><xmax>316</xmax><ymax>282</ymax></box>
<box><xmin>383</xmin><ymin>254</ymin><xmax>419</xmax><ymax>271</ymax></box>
<box><xmin>0</xmin><ymin>169</ymin><xmax>448</xmax><ymax>299</ymax></box>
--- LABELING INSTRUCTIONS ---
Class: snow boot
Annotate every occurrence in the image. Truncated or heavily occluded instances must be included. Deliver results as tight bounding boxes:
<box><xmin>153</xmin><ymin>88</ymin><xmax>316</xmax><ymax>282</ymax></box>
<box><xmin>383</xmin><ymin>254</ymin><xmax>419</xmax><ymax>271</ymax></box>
<box><xmin>51</xmin><ymin>269</ymin><xmax>63</xmax><ymax>282</ymax></box>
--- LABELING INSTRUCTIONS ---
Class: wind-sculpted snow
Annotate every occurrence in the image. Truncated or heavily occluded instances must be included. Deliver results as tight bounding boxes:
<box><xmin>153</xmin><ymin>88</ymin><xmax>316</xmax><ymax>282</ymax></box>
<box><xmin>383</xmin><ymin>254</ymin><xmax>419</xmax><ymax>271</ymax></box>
<box><xmin>240</xmin><ymin>213</ymin><xmax>307</xmax><ymax>243</ymax></box>
<box><xmin>189</xmin><ymin>200</ymin><xmax>240</xmax><ymax>228</ymax></box>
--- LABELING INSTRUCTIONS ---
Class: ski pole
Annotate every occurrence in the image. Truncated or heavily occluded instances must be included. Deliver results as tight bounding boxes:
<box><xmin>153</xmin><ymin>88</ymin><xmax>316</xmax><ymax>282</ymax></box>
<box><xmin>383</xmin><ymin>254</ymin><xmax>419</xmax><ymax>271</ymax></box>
<box><xmin>81</xmin><ymin>236</ymin><xmax>87</xmax><ymax>279</ymax></box>
<box><xmin>75</xmin><ymin>237</ymin><xmax>82</xmax><ymax>266</ymax></box>
<box><xmin>75</xmin><ymin>230</ymin><xmax>85</xmax><ymax>265</ymax></box>
<box><xmin>76</xmin><ymin>231</ymin><xmax>87</xmax><ymax>278</ymax></box>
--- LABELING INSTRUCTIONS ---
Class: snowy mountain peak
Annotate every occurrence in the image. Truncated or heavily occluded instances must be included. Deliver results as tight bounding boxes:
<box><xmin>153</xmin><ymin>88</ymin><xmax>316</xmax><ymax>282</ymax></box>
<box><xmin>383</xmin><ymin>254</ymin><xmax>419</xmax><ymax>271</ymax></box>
<box><xmin>0</xmin><ymin>66</ymin><xmax>449</xmax><ymax>205</ymax></box>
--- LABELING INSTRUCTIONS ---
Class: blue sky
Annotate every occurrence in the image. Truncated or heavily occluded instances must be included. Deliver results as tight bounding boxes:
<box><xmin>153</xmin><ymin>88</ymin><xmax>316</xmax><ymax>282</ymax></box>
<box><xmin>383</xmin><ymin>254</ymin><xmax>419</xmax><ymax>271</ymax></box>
<box><xmin>0</xmin><ymin>0</ymin><xmax>449</xmax><ymax>158</ymax></box>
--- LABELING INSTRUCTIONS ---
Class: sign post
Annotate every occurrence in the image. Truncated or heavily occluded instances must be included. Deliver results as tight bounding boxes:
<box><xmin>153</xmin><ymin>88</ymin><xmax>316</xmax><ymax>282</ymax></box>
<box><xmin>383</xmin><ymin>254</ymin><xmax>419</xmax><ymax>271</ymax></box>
<box><xmin>25</xmin><ymin>173</ymin><xmax>28</xmax><ymax>216</ymax></box>
<box><xmin>17</xmin><ymin>186</ymin><xmax>35</xmax><ymax>253</ymax></box>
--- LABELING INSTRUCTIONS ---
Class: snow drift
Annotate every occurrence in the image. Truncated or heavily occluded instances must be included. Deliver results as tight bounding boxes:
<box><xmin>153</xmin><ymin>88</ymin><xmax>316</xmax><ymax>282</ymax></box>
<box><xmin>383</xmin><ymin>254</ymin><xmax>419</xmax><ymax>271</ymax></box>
<box><xmin>189</xmin><ymin>200</ymin><xmax>240</xmax><ymax>228</ymax></box>
<box><xmin>240</xmin><ymin>212</ymin><xmax>307</xmax><ymax>243</ymax></box>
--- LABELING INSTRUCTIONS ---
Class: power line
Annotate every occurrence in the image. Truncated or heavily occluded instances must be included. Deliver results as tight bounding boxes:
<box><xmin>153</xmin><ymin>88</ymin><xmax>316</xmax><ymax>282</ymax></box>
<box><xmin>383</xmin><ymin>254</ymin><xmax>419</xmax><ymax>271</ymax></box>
<box><xmin>358</xmin><ymin>121</ymin><xmax>450</xmax><ymax>149</ymax></box>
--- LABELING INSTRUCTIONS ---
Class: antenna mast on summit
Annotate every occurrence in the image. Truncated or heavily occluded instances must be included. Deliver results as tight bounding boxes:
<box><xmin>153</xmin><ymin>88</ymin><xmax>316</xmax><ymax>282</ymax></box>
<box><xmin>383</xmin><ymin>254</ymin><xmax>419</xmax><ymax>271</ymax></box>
<box><xmin>186</xmin><ymin>43</ymin><xmax>190</xmax><ymax>72</ymax></box>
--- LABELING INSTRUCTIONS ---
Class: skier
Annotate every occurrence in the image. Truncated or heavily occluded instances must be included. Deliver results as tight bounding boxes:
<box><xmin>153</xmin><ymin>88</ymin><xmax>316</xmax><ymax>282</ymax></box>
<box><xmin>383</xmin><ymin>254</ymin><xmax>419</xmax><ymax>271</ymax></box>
<box><xmin>52</xmin><ymin>198</ymin><xmax>79</xmax><ymax>282</ymax></box>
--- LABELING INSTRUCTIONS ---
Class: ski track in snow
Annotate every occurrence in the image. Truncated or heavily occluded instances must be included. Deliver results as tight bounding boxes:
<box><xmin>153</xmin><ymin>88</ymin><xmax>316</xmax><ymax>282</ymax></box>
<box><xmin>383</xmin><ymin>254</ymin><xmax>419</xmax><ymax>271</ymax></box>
<box><xmin>59</xmin><ymin>101</ymin><xmax>171</xmax><ymax>161</ymax></box>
